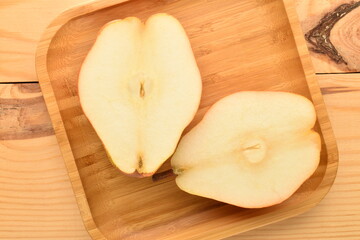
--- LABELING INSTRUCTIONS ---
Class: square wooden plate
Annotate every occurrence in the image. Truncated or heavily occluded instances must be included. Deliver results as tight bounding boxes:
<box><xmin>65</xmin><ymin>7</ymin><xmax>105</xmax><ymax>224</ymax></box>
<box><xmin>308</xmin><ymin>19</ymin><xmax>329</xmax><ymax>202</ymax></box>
<box><xmin>36</xmin><ymin>0</ymin><xmax>338</xmax><ymax>239</ymax></box>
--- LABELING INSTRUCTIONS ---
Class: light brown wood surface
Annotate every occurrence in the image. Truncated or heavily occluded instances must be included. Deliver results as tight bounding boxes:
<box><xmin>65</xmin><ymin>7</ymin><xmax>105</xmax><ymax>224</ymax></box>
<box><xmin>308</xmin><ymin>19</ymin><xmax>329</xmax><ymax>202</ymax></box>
<box><xmin>0</xmin><ymin>84</ymin><xmax>89</xmax><ymax>239</ymax></box>
<box><xmin>0</xmin><ymin>0</ymin><xmax>359</xmax><ymax>239</ymax></box>
<box><xmin>296</xmin><ymin>0</ymin><xmax>360</xmax><ymax>73</ymax></box>
<box><xmin>0</xmin><ymin>0</ymin><xmax>92</xmax><ymax>83</ymax></box>
<box><xmin>2</xmin><ymin>76</ymin><xmax>360</xmax><ymax>239</ymax></box>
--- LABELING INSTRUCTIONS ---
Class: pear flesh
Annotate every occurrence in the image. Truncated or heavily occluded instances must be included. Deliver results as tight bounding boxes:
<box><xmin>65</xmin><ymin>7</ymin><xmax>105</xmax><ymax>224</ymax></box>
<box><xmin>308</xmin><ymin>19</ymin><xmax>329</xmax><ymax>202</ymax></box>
<box><xmin>171</xmin><ymin>92</ymin><xmax>321</xmax><ymax>208</ymax></box>
<box><xmin>79</xmin><ymin>14</ymin><xmax>202</xmax><ymax>176</ymax></box>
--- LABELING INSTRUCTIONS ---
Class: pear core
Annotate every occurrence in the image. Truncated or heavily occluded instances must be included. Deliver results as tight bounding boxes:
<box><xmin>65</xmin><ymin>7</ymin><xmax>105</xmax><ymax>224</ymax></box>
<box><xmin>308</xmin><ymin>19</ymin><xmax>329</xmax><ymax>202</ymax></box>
<box><xmin>242</xmin><ymin>137</ymin><xmax>267</xmax><ymax>164</ymax></box>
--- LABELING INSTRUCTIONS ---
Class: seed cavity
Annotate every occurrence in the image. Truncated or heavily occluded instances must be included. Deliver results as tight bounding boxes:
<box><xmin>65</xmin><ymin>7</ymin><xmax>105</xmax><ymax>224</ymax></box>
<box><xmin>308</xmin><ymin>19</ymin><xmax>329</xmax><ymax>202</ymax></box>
<box><xmin>140</xmin><ymin>82</ymin><xmax>145</xmax><ymax>98</ymax></box>
<box><xmin>244</xmin><ymin>144</ymin><xmax>261</xmax><ymax>151</ymax></box>
<box><xmin>242</xmin><ymin>138</ymin><xmax>267</xmax><ymax>164</ymax></box>
<box><xmin>138</xmin><ymin>156</ymin><xmax>143</xmax><ymax>169</ymax></box>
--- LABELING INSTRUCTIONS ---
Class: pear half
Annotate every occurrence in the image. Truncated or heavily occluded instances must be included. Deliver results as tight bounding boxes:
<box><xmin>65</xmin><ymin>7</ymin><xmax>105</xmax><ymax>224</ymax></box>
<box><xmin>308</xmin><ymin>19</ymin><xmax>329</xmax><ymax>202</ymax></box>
<box><xmin>79</xmin><ymin>14</ymin><xmax>202</xmax><ymax>177</ymax></box>
<box><xmin>171</xmin><ymin>92</ymin><xmax>321</xmax><ymax>208</ymax></box>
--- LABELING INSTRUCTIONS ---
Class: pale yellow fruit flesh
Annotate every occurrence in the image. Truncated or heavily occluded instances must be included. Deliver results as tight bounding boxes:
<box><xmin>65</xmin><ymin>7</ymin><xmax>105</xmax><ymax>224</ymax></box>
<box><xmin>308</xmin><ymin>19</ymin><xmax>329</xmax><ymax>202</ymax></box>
<box><xmin>79</xmin><ymin>14</ymin><xmax>202</xmax><ymax>176</ymax></box>
<box><xmin>171</xmin><ymin>92</ymin><xmax>321</xmax><ymax>208</ymax></box>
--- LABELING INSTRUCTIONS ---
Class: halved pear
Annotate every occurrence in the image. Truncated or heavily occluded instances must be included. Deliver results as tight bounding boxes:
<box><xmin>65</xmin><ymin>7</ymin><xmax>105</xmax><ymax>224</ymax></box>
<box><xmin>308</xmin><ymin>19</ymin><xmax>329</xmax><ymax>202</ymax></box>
<box><xmin>79</xmin><ymin>14</ymin><xmax>202</xmax><ymax>177</ymax></box>
<box><xmin>171</xmin><ymin>92</ymin><xmax>321</xmax><ymax>208</ymax></box>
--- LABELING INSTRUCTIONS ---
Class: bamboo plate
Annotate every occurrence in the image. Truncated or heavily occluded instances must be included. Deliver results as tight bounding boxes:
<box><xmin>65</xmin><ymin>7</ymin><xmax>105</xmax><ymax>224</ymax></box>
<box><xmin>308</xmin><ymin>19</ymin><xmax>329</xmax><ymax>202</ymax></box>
<box><xmin>36</xmin><ymin>0</ymin><xmax>339</xmax><ymax>239</ymax></box>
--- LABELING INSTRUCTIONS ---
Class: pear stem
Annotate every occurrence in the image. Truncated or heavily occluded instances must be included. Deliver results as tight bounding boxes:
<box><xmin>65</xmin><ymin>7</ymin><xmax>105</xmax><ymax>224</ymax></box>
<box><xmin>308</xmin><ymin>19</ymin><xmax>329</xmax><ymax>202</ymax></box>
<box><xmin>152</xmin><ymin>169</ymin><xmax>175</xmax><ymax>182</ymax></box>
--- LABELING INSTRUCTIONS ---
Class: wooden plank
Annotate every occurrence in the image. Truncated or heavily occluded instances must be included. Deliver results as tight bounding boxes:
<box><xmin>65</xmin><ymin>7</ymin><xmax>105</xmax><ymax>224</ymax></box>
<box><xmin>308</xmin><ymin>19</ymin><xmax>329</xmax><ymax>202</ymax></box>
<box><xmin>1</xmin><ymin>0</ymin><xmax>359</xmax><ymax>84</ymax></box>
<box><xmin>295</xmin><ymin>0</ymin><xmax>360</xmax><ymax>73</ymax></box>
<box><xmin>1</xmin><ymin>75</ymin><xmax>359</xmax><ymax>239</ymax></box>
<box><xmin>0</xmin><ymin>84</ymin><xmax>90</xmax><ymax>239</ymax></box>
<box><xmin>0</xmin><ymin>0</ymin><xmax>90</xmax><ymax>83</ymax></box>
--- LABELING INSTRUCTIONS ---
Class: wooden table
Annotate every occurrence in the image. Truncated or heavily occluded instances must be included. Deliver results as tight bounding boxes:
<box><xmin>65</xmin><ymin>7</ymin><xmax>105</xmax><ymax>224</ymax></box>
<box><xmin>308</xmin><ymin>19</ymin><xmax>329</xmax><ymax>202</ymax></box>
<box><xmin>1</xmin><ymin>0</ymin><xmax>359</xmax><ymax>239</ymax></box>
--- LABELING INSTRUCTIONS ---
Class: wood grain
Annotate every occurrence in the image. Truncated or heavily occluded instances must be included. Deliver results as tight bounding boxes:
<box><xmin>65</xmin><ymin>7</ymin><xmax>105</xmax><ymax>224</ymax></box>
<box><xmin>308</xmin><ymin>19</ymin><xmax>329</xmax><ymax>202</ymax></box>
<box><xmin>35</xmin><ymin>0</ymin><xmax>337</xmax><ymax>239</ymax></box>
<box><xmin>0</xmin><ymin>84</ymin><xmax>54</xmax><ymax>140</ymax></box>
<box><xmin>331</xmin><ymin>5</ymin><xmax>360</xmax><ymax>72</ymax></box>
<box><xmin>0</xmin><ymin>136</ymin><xmax>90</xmax><ymax>240</ymax></box>
<box><xmin>1</xmin><ymin>0</ymin><xmax>356</xmax><ymax>83</ymax></box>
<box><xmin>0</xmin><ymin>84</ymin><xmax>89</xmax><ymax>239</ymax></box>
<box><xmin>295</xmin><ymin>0</ymin><xmax>360</xmax><ymax>73</ymax></box>
<box><xmin>0</xmin><ymin>0</ymin><xmax>91</xmax><ymax>83</ymax></box>
<box><xmin>0</xmin><ymin>0</ymin><xmax>357</xmax><ymax>81</ymax></box>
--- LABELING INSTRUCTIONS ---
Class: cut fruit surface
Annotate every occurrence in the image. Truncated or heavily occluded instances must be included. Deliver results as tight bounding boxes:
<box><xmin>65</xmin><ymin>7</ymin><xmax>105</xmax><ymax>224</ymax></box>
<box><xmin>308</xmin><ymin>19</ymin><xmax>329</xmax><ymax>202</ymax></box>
<box><xmin>79</xmin><ymin>14</ymin><xmax>202</xmax><ymax>176</ymax></box>
<box><xmin>171</xmin><ymin>92</ymin><xmax>321</xmax><ymax>208</ymax></box>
